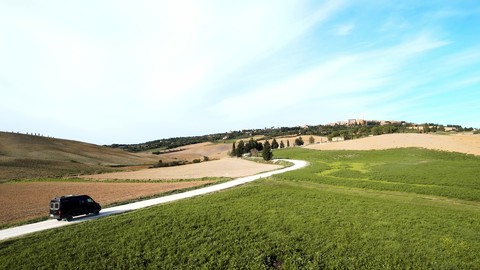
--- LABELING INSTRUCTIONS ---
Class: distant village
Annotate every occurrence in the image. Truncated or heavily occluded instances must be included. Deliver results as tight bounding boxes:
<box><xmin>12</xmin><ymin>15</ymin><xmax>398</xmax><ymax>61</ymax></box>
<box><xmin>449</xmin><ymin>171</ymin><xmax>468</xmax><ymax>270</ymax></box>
<box><xmin>324</xmin><ymin>119</ymin><xmax>461</xmax><ymax>132</ymax></box>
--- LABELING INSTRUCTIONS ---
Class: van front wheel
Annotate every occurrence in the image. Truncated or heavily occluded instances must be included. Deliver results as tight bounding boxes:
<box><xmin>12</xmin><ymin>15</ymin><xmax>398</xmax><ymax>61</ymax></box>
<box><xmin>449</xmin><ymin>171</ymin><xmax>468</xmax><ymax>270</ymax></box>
<box><xmin>66</xmin><ymin>215</ymin><xmax>73</xmax><ymax>222</ymax></box>
<box><xmin>93</xmin><ymin>210</ymin><xmax>100</xmax><ymax>216</ymax></box>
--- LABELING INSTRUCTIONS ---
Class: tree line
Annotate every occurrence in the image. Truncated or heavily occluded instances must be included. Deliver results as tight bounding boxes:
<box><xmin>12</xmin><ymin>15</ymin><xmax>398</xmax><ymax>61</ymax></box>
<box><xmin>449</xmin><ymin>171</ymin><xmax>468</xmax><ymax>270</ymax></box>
<box><xmin>230</xmin><ymin>137</ymin><xmax>309</xmax><ymax>161</ymax></box>
<box><xmin>108</xmin><ymin>121</ymin><xmax>475</xmax><ymax>153</ymax></box>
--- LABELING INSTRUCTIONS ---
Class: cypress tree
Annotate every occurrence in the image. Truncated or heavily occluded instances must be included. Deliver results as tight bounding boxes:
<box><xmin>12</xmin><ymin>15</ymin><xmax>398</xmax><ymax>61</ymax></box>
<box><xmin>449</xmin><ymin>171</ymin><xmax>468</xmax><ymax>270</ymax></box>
<box><xmin>236</xmin><ymin>140</ymin><xmax>245</xmax><ymax>157</ymax></box>
<box><xmin>271</xmin><ymin>138</ymin><xmax>279</xmax><ymax>149</ymax></box>
<box><xmin>247</xmin><ymin>138</ymin><xmax>257</xmax><ymax>153</ymax></box>
<box><xmin>262</xmin><ymin>140</ymin><xmax>273</xmax><ymax>161</ymax></box>
<box><xmin>231</xmin><ymin>142</ymin><xmax>236</xmax><ymax>157</ymax></box>
<box><xmin>256</xmin><ymin>142</ymin><xmax>263</xmax><ymax>151</ymax></box>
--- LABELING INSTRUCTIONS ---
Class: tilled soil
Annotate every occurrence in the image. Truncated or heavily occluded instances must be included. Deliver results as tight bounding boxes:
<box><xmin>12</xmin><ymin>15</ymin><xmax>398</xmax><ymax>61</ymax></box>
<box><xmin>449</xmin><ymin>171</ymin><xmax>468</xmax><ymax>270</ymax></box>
<box><xmin>0</xmin><ymin>181</ymin><xmax>212</xmax><ymax>225</ymax></box>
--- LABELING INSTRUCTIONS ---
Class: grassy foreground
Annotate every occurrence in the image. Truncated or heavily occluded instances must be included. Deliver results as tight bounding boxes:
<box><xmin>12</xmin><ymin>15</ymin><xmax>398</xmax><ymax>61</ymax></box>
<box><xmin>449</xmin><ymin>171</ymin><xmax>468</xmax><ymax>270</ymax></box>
<box><xmin>1</xmin><ymin>148</ymin><xmax>479</xmax><ymax>269</ymax></box>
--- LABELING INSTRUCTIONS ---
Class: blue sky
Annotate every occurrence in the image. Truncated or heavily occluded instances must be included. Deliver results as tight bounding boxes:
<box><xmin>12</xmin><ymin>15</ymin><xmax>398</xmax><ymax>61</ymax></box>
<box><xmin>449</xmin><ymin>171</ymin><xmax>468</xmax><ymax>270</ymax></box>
<box><xmin>1</xmin><ymin>1</ymin><xmax>479</xmax><ymax>144</ymax></box>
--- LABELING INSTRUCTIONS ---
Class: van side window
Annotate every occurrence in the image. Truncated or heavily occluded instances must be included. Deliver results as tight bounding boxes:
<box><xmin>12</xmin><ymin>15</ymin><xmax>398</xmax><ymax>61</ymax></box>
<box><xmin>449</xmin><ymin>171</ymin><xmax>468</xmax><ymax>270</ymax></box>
<box><xmin>87</xmin><ymin>198</ymin><xmax>93</xmax><ymax>203</ymax></box>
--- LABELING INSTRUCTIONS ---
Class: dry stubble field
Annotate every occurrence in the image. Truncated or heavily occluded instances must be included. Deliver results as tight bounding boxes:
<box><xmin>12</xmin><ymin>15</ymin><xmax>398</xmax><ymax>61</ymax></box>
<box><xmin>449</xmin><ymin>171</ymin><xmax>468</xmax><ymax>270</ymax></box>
<box><xmin>151</xmin><ymin>142</ymin><xmax>231</xmax><ymax>162</ymax></box>
<box><xmin>305</xmin><ymin>133</ymin><xmax>480</xmax><ymax>155</ymax></box>
<box><xmin>82</xmin><ymin>158</ymin><xmax>283</xmax><ymax>181</ymax></box>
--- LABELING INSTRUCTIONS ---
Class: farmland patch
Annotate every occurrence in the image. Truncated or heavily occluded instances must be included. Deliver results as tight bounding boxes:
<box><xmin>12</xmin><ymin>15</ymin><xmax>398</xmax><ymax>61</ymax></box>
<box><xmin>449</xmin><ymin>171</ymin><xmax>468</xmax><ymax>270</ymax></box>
<box><xmin>0</xmin><ymin>180</ymin><xmax>215</xmax><ymax>226</ymax></box>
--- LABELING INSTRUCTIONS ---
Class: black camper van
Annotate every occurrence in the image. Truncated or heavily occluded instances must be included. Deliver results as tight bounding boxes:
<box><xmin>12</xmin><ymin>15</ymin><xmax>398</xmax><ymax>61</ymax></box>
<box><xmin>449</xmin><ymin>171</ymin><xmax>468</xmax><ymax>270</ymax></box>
<box><xmin>49</xmin><ymin>195</ymin><xmax>101</xmax><ymax>221</ymax></box>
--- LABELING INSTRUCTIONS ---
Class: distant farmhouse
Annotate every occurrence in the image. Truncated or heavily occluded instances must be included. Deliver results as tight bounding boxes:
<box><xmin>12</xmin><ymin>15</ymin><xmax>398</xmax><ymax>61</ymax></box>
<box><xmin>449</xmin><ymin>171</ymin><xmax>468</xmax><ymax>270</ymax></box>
<box><xmin>331</xmin><ymin>137</ymin><xmax>345</xmax><ymax>142</ymax></box>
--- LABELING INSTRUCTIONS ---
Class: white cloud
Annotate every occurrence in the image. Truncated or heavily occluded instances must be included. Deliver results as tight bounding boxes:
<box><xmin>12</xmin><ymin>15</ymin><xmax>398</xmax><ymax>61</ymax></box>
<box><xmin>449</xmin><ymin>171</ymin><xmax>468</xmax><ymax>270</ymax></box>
<box><xmin>122</xmin><ymin>0</ymin><xmax>347</xmax><ymax>112</ymax></box>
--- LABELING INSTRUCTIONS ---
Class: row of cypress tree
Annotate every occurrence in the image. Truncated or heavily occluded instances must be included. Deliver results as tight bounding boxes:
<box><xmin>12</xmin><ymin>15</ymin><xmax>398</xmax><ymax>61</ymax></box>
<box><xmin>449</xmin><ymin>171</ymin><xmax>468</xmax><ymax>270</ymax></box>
<box><xmin>230</xmin><ymin>136</ymin><xmax>307</xmax><ymax>161</ymax></box>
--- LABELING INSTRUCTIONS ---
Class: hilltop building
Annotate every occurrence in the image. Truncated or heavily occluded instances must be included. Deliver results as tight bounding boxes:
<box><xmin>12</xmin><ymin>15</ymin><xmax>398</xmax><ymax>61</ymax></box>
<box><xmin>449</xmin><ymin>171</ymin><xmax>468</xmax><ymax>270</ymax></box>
<box><xmin>327</xmin><ymin>119</ymin><xmax>367</xmax><ymax>126</ymax></box>
<box><xmin>326</xmin><ymin>119</ymin><xmax>405</xmax><ymax>127</ymax></box>
<box><xmin>331</xmin><ymin>136</ymin><xmax>345</xmax><ymax>142</ymax></box>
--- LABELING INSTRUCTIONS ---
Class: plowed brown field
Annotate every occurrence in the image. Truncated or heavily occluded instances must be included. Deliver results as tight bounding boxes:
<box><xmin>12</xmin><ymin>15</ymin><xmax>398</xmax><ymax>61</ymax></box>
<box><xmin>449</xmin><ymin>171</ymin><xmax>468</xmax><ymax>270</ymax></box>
<box><xmin>0</xmin><ymin>181</ymin><xmax>212</xmax><ymax>225</ymax></box>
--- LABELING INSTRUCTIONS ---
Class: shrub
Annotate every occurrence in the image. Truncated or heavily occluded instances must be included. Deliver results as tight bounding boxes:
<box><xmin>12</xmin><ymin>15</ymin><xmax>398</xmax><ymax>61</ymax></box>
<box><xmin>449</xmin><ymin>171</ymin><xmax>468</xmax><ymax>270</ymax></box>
<box><xmin>294</xmin><ymin>137</ymin><xmax>304</xmax><ymax>146</ymax></box>
<box><xmin>151</xmin><ymin>160</ymin><xmax>187</xmax><ymax>168</ymax></box>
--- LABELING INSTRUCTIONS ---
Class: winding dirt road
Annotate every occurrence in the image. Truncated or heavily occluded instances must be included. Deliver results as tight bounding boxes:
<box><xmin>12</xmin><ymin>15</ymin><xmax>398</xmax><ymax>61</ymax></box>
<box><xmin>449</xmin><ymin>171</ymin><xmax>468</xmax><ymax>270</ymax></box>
<box><xmin>0</xmin><ymin>159</ymin><xmax>308</xmax><ymax>241</ymax></box>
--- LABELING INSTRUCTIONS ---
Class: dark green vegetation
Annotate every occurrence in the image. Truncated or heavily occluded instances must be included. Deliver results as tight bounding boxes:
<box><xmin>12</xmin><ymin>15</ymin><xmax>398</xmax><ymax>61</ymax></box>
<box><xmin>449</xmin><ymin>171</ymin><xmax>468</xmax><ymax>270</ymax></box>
<box><xmin>110</xmin><ymin>134</ymin><xmax>229</xmax><ymax>152</ymax></box>
<box><xmin>262</xmin><ymin>140</ymin><xmax>273</xmax><ymax>161</ymax></box>
<box><xmin>294</xmin><ymin>136</ymin><xmax>304</xmax><ymax>146</ymax></box>
<box><xmin>1</xmin><ymin>148</ymin><xmax>479</xmax><ymax>269</ymax></box>
<box><xmin>230</xmin><ymin>136</ymin><xmax>305</xmax><ymax>160</ymax></box>
<box><xmin>230</xmin><ymin>138</ymin><xmax>264</xmax><ymax>157</ymax></box>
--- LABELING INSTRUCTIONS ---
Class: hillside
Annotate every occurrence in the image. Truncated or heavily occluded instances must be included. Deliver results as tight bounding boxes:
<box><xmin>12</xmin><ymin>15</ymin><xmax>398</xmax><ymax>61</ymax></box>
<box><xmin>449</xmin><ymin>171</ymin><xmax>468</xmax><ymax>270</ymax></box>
<box><xmin>147</xmin><ymin>142</ymin><xmax>231</xmax><ymax>161</ymax></box>
<box><xmin>2</xmin><ymin>125</ymin><xmax>478</xmax><ymax>181</ymax></box>
<box><xmin>305</xmin><ymin>133</ymin><xmax>480</xmax><ymax>156</ymax></box>
<box><xmin>0</xmin><ymin>132</ymin><xmax>158</xmax><ymax>180</ymax></box>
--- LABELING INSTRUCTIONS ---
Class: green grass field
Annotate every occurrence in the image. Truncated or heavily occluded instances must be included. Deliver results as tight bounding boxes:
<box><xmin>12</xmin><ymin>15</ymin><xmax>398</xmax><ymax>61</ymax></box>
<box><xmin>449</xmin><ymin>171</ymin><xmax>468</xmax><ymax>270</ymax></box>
<box><xmin>275</xmin><ymin>148</ymin><xmax>480</xmax><ymax>202</ymax></box>
<box><xmin>1</xmin><ymin>148</ymin><xmax>479</xmax><ymax>269</ymax></box>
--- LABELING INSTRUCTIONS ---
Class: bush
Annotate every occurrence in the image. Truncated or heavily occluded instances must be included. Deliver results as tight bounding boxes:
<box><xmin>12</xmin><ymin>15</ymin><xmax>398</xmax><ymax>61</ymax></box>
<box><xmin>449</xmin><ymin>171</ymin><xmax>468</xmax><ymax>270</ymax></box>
<box><xmin>295</xmin><ymin>137</ymin><xmax>304</xmax><ymax>146</ymax></box>
<box><xmin>151</xmin><ymin>160</ymin><xmax>187</xmax><ymax>168</ymax></box>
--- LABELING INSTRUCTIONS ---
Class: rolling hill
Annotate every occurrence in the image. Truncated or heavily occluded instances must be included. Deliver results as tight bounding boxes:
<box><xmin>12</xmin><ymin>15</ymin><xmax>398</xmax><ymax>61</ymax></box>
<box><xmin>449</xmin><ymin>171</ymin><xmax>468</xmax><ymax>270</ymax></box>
<box><xmin>0</xmin><ymin>132</ymin><xmax>158</xmax><ymax>181</ymax></box>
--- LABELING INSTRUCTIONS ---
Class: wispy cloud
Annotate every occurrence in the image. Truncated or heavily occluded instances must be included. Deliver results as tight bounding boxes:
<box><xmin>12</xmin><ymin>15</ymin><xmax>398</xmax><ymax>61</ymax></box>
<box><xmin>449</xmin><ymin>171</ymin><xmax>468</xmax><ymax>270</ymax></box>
<box><xmin>378</xmin><ymin>16</ymin><xmax>411</xmax><ymax>32</ymax></box>
<box><xmin>211</xmin><ymin>31</ymin><xmax>451</xmax><ymax>124</ymax></box>
<box><xmin>0</xmin><ymin>0</ymin><xmax>479</xmax><ymax>143</ymax></box>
